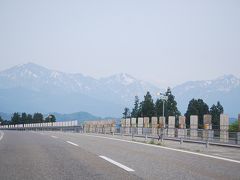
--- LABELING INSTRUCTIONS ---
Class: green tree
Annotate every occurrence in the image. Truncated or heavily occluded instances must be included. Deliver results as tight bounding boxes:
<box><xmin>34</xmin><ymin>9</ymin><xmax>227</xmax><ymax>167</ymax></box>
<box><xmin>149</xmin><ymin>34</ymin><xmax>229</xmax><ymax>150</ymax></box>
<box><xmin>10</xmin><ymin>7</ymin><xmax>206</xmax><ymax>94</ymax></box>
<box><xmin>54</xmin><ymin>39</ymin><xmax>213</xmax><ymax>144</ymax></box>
<box><xmin>26</xmin><ymin>114</ymin><xmax>33</xmax><ymax>124</ymax></box>
<box><xmin>165</xmin><ymin>88</ymin><xmax>181</xmax><ymax>123</ymax></box>
<box><xmin>141</xmin><ymin>91</ymin><xmax>155</xmax><ymax>117</ymax></box>
<box><xmin>155</xmin><ymin>99</ymin><xmax>164</xmax><ymax>117</ymax></box>
<box><xmin>155</xmin><ymin>88</ymin><xmax>180</xmax><ymax>123</ymax></box>
<box><xmin>45</xmin><ymin>114</ymin><xmax>56</xmax><ymax>122</ymax></box>
<box><xmin>11</xmin><ymin>112</ymin><xmax>21</xmax><ymax>125</ymax></box>
<box><xmin>210</xmin><ymin>101</ymin><xmax>224</xmax><ymax>129</ymax></box>
<box><xmin>2</xmin><ymin>120</ymin><xmax>10</xmax><ymax>125</ymax></box>
<box><xmin>0</xmin><ymin>116</ymin><xmax>3</xmax><ymax>125</ymax></box>
<box><xmin>33</xmin><ymin>113</ymin><xmax>44</xmax><ymax>123</ymax></box>
<box><xmin>122</xmin><ymin>107</ymin><xmax>131</xmax><ymax>118</ymax></box>
<box><xmin>185</xmin><ymin>99</ymin><xmax>209</xmax><ymax>128</ymax></box>
<box><xmin>138</xmin><ymin>102</ymin><xmax>143</xmax><ymax>117</ymax></box>
<box><xmin>229</xmin><ymin>120</ymin><xmax>239</xmax><ymax>132</ymax></box>
<box><xmin>21</xmin><ymin>112</ymin><xmax>27</xmax><ymax>124</ymax></box>
<box><xmin>131</xmin><ymin>96</ymin><xmax>140</xmax><ymax>118</ymax></box>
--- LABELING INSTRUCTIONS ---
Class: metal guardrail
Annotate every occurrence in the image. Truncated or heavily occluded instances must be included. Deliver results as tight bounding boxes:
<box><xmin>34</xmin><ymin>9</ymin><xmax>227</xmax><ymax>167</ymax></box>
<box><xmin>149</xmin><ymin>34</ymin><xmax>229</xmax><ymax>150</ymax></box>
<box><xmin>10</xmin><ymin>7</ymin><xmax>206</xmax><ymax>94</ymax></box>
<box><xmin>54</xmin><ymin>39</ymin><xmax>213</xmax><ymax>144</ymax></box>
<box><xmin>0</xmin><ymin>120</ymin><xmax>78</xmax><ymax>129</ymax></box>
<box><xmin>112</xmin><ymin>127</ymin><xmax>240</xmax><ymax>146</ymax></box>
<box><xmin>0</xmin><ymin>125</ymin><xmax>84</xmax><ymax>132</ymax></box>
<box><xmin>1</xmin><ymin>122</ymin><xmax>240</xmax><ymax>147</ymax></box>
<box><xmin>0</xmin><ymin>120</ymin><xmax>85</xmax><ymax>132</ymax></box>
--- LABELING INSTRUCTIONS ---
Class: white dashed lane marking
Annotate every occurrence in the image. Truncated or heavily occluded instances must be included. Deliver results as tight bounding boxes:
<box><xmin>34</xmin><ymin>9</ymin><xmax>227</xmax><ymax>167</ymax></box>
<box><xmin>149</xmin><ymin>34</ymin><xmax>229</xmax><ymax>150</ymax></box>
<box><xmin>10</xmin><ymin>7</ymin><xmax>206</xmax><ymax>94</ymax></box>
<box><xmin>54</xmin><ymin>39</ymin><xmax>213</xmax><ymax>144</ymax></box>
<box><xmin>0</xmin><ymin>131</ymin><xmax>4</xmax><ymax>141</ymax></box>
<box><xmin>66</xmin><ymin>141</ymin><xmax>79</xmax><ymax>147</ymax></box>
<box><xmin>51</xmin><ymin>135</ymin><xmax>58</xmax><ymax>139</ymax></box>
<box><xmin>99</xmin><ymin>156</ymin><xmax>135</xmax><ymax>172</ymax></box>
<box><xmin>82</xmin><ymin>134</ymin><xmax>240</xmax><ymax>164</ymax></box>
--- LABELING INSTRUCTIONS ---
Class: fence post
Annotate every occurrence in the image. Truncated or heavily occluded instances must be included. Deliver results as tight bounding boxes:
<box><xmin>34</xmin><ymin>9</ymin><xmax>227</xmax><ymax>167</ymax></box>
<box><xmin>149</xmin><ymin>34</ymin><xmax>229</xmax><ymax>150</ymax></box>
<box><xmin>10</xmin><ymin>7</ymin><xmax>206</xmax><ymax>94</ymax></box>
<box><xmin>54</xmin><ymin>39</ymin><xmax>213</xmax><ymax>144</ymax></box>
<box><xmin>168</xmin><ymin>116</ymin><xmax>175</xmax><ymax>138</ymax></box>
<box><xmin>138</xmin><ymin>117</ymin><xmax>144</xmax><ymax>135</ymax></box>
<box><xmin>180</xmin><ymin>137</ymin><xmax>183</xmax><ymax>145</ymax></box>
<box><xmin>206</xmin><ymin>139</ymin><xmax>209</xmax><ymax>148</ymax></box>
<box><xmin>178</xmin><ymin>116</ymin><xmax>187</xmax><ymax>139</ymax></box>
<box><xmin>238</xmin><ymin>114</ymin><xmax>240</xmax><ymax>144</ymax></box>
<box><xmin>190</xmin><ymin>115</ymin><xmax>198</xmax><ymax>140</ymax></box>
<box><xmin>145</xmin><ymin>134</ymin><xmax>148</xmax><ymax>142</ymax></box>
<box><xmin>238</xmin><ymin>114</ymin><xmax>240</xmax><ymax>132</ymax></box>
<box><xmin>159</xmin><ymin>116</ymin><xmax>166</xmax><ymax>137</ymax></box>
<box><xmin>126</xmin><ymin>118</ymin><xmax>131</xmax><ymax>134</ymax></box>
<box><xmin>121</xmin><ymin>119</ymin><xmax>126</xmax><ymax>135</ymax></box>
<box><xmin>220</xmin><ymin>114</ymin><xmax>229</xmax><ymax>143</ymax></box>
<box><xmin>203</xmin><ymin>114</ymin><xmax>213</xmax><ymax>141</ymax></box>
<box><xmin>143</xmin><ymin>117</ymin><xmax>149</xmax><ymax>136</ymax></box>
<box><xmin>237</xmin><ymin>132</ymin><xmax>240</xmax><ymax>145</ymax></box>
<box><xmin>151</xmin><ymin>117</ymin><xmax>158</xmax><ymax>136</ymax></box>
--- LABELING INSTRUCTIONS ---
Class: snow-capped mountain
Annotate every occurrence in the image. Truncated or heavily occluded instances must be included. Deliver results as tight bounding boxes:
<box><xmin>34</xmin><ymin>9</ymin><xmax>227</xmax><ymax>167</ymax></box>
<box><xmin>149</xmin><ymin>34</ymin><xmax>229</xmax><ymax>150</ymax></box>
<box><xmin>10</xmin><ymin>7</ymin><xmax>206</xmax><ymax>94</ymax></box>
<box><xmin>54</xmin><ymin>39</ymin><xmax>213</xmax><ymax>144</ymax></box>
<box><xmin>0</xmin><ymin>63</ymin><xmax>99</xmax><ymax>93</ymax></box>
<box><xmin>173</xmin><ymin>74</ymin><xmax>240</xmax><ymax>95</ymax></box>
<box><xmin>0</xmin><ymin>63</ymin><xmax>160</xmax><ymax>117</ymax></box>
<box><xmin>173</xmin><ymin>75</ymin><xmax>240</xmax><ymax>117</ymax></box>
<box><xmin>99</xmin><ymin>73</ymin><xmax>160</xmax><ymax>104</ymax></box>
<box><xmin>0</xmin><ymin>63</ymin><xmax>239</xmax><ymax>117</ymax></box>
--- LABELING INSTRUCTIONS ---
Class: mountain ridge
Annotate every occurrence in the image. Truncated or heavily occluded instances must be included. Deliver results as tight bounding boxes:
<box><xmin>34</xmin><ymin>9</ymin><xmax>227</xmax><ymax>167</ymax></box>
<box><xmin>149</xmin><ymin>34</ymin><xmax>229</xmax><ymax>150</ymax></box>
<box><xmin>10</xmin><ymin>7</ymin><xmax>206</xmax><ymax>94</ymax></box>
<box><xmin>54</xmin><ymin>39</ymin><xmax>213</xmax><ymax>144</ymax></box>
<box><xmin>173</xmin><ymin>74</ymin><xmax>240</xmax><ymax>117</ymax></box>
<box><xmin>0</xmin><ymin>63</ymin><xmax>161</xmax><ymax>117</ymax></box>
<box><xmin>0</xmin><ymin>63</ymin><xmax>239</xmax><ymax>117</ymax></box>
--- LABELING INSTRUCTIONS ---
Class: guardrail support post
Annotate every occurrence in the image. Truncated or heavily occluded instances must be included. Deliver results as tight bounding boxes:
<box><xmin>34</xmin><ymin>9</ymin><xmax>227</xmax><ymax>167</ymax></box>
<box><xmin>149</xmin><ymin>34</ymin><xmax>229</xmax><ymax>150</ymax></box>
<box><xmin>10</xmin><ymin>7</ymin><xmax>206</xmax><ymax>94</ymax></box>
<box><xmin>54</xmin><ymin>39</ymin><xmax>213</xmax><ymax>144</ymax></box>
<box><xmin>220</xmin><ymin>114</ymin><xmax>229</xmax><ymax>143</ymax></box>
<box><xmin>237</xmin><ymin>132</ymin><xmax>240</xmax><ymax>145</ymax></box>
<box><xmin>190</xmin><ymin>115</ymin><xmax>198</xmax><ymax>140</ymax></box>
<box><xmin>206</xmin><ymin>140</ymin><xmax>209</xmax><ymax>148</ymax></box>
<box><xmin>180</xmin><ymin>138</ymin><xmax>183</xmax><ymax>145</ymax></box>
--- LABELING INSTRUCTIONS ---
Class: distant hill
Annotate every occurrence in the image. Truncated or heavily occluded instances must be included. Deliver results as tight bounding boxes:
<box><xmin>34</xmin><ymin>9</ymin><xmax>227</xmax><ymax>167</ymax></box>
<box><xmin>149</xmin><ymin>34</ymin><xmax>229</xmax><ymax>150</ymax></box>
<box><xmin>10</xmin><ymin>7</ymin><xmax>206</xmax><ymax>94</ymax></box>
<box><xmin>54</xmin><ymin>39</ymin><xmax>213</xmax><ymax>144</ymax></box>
<box><xmin>0</xmin><ymin>112</ymin><xmax>12</xmax><ymax>121</ymax></box>
<box><xmin>51</xmin><ymin>112</ymin><xmax>101</xmax><ymax>123</ymax></box>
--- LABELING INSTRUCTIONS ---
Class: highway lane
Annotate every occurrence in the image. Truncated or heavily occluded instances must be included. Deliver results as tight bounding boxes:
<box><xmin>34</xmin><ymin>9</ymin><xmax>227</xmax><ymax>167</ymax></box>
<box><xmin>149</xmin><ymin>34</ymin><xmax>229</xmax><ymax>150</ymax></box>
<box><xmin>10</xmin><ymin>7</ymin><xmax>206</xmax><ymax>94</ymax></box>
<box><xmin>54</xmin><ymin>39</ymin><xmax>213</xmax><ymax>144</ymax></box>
<box><xmin>0</xmin><ymin>131</ymin><xmax>140</xmax><ymax>180</ymax></box>
<box><xmin>0</xmin><ymin>131</ymin><xmax>240</xmax><ymax>180</ymax></box>
<box><xmin>43</xmin><ymin>131</ymin><xmax>240</xmax><ymax>180</ymax></box>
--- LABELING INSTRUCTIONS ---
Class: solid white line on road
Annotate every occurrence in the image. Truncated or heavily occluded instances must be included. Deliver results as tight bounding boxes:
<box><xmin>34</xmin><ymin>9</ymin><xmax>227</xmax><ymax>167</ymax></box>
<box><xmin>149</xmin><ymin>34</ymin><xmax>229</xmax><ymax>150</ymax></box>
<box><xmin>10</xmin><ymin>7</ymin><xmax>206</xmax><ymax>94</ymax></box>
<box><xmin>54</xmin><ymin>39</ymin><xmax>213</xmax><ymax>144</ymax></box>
<box><xmin>0</xmin><ymin>131</ymin><xmax>4</xmax><ymax>141</ymax></box>
<box><xmin>51</xmin><ymin>135</ymin><xmax>58</xmax><ymax>139</ymax></box>
<box><xmin>214</xmin><ymin>153</ymin><xmax>237</xmax><ymax>159</ymax></box>
<box><xmin>66</xmin><ymin>141</ymin><xmax>79</xmax><ymax>147</ymax></box>
<box><xmin>82</xmin><ymin>134</ymin><xmax>240</xmax><ymax>164</ymax></box>
<box><xmin>99</xmin><ymin>156</ymin><xmax>135</xmax><ymax>172</ymax></box>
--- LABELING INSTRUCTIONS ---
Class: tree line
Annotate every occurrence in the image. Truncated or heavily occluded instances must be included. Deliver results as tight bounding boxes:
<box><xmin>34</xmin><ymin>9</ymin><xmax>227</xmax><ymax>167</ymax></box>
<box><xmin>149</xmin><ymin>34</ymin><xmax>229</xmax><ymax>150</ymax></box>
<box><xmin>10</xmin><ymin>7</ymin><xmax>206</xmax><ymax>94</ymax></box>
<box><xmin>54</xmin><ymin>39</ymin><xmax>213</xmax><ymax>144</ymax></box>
<box><xmin>123</xmin><ymin>88</ymin><xmax>224</xmax><ymax>128</ymax></box>
<box><xmin>0</xmin><ymin>112</ymin><xmax>56</xmax><ymax>125</ymax></box>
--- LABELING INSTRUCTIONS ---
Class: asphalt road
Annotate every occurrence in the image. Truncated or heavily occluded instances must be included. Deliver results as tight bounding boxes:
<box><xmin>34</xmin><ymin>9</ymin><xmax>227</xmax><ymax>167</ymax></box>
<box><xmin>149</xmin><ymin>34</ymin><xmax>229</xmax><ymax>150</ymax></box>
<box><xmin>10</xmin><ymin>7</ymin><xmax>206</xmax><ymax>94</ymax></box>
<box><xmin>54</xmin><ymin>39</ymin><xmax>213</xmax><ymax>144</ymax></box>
<box><xmin>0</xmin><ymin>131</ymin><xmax>240</xmax><ymax>180</ymax></box>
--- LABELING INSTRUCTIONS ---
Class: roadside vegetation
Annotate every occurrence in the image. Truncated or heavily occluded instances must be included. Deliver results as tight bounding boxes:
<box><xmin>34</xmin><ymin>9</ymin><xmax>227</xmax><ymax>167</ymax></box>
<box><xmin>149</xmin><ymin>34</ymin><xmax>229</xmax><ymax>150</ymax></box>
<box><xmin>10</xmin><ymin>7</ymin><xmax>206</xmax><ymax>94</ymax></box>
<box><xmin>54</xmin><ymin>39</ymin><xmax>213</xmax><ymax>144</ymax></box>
<box><xmin>123</xmin><ymin>87</ymin><xmax>225</xmax><ymax>129</ymax></box>
<box><xmin>0</xmin><ymin>113</ymin><xmax>56</xmax><ymax>125</ymax></box>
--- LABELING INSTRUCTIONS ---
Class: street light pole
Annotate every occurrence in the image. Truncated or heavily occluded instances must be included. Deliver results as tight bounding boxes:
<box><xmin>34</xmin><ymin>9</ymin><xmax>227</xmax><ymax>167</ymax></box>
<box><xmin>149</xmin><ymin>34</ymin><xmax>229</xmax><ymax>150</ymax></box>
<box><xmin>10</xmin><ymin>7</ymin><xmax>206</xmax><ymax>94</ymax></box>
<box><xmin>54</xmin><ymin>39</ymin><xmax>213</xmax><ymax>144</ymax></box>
<box><xmin>157</xmin><ymin>92</ymin><xmax>168</xmax><ymax>118</ymax></box>
<box><xmin>163</xmin><ymin>100</ymin><xmax>165</xmax><ymax>117</ymax></box>
<box><xmin>157</xmin><ymin>92</ymin><xmax>168</xmax><ymax>142</ymax></box>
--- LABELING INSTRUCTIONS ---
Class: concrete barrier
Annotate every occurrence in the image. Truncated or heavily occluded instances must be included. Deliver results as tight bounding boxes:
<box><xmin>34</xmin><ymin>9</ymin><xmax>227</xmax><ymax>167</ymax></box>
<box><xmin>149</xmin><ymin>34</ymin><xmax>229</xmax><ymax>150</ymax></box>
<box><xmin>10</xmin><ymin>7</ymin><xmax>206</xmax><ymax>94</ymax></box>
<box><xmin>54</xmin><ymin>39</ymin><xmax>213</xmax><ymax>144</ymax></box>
<box><xmin>126</xmin><ymin>118</ymin><xmax>131</xmax><ymax>134</ymax></box>
<box><xmin>177</xmin><ymin>116</ymin><xmax>187</xmax><ymax>138</ymax></box>
<box><xmin>203</xmin><ymin>114</ymin><xmax>213</xmax><ymax>141</ymax></box>
<box><xmin>143</xmin><ymin>117</ymin><xmax>150</xmax><ymax>128</ymax></box>
<box><xmin>151</xmin><ymin>117</ymin><xmax>158</xmax><ymax>135</ymax></box>
<box><xmin>238</xmin><ymin>114</ymin><xmax>240</xmax><ymax>132</ymax></box>
<box><xmin>131</xmin><ymin>118</ymin><xmax>136</xmax><ymax>128</ymax></box>
<box><xmin>168</xmin><ymin>116</ymin><xmax>175</xmax><ymax>137</ymax></box>
<box><xmin>220</xmin><ymin>114</ymin><xmax>229</xmax><ymax>143</ymax></box>
<box><xmin>190</xmin><ymin>115</ymin><xmax>198</xmax><ymax>140</ymax></box>
<box><xmin>137</xmin><ymin>118</ymin><xmax>143</xmax><ymax>135</ymax></box>
<box><xmin>159</xmin><ymin>117</ymin><xmax>165</xmax><ymax>128</ymax></box>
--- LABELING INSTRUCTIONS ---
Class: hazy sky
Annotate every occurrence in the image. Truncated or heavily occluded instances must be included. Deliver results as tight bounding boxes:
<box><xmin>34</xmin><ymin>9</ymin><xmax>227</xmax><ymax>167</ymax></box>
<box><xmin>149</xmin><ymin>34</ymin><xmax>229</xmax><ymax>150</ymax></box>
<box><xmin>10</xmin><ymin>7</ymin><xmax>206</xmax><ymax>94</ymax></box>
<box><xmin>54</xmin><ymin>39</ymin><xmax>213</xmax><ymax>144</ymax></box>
<box><xmin>0</xmin><ymin>0</ymin><xmax>239</xmax><ymax>87</ymax></box>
